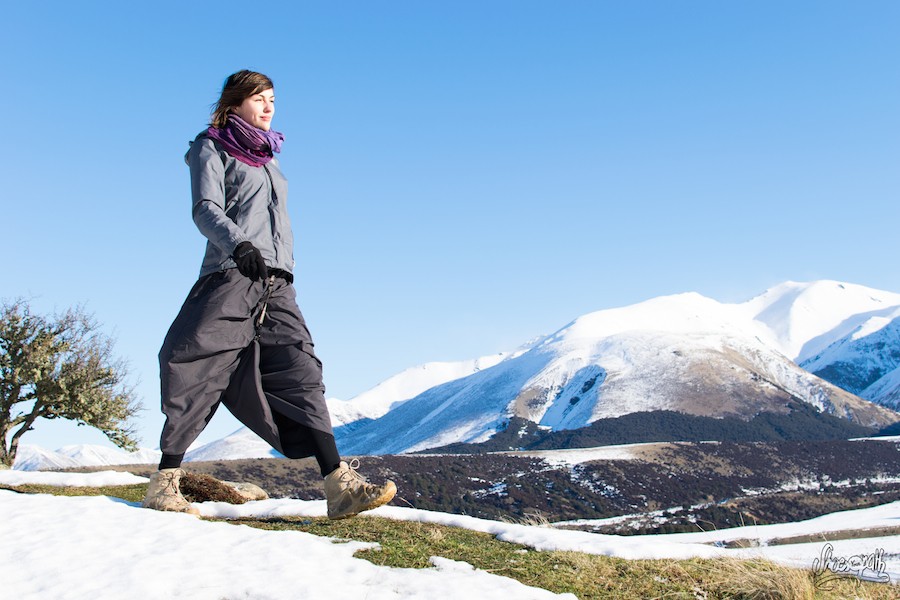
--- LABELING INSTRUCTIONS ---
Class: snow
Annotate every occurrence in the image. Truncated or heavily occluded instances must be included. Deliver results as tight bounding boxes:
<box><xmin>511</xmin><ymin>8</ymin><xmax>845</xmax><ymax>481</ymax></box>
<box><xmin>656</xmin><ymin>500</ymin><xmax>900</xmax><ymax>548</ymax></box>
<box><xmin>863</xmin><ymin>368</ymin><xmax>900</xmax><ymax>408</ymax></box>
<box><xmin>1</xmin><ymin>470</ymin><xmax>897</xmax><ymax>598</ymax></box>
<box><xmin>507</xmin><ymin>443</ymin><xmax>644</xmax><ymax>466</ymax></box>
<box><xmin>554</xmin><ymin>292</ymin><xmax>755</xmax><ymax>342</ymax></box>
<box><xmin>0</xmin><ymin>469</ymin><xmax>148</xmax><ymax>487</ymax></box>
<box><xmin>0</xmin><ymin>490</ymin><xmax>573</xmax><ymax>600</ymax></box>
<box><xmin>742</xmin><ymin>280</ymin><xmax>900</xmax><ymax>363</ymax></box>
<box><xmin>853</xmin><ymin>311</ymin><xmax>900</xmax><ymax>341</ymax></box>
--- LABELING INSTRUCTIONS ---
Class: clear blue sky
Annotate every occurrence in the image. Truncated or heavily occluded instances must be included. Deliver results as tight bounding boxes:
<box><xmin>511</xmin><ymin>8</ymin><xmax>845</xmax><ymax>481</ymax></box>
<box><xmin>3</xmin><ymin>1</ymin><xmax>898</xmax><ymax>451</ymax></box>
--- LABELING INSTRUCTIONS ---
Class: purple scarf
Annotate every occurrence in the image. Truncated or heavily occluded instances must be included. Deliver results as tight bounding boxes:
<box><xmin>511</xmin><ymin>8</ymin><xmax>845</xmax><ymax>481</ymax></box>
<box><xmin>207</xmin><ymin>114</ymin><xmax>284</xmax><ymax>167</ymax></box>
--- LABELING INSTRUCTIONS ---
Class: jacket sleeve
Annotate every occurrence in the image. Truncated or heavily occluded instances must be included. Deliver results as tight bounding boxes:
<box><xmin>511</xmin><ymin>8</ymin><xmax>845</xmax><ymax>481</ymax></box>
<box><xmin>188</xmin><ymin>137</ymin><xmax>250</xmax><ymax>255</ymax></box>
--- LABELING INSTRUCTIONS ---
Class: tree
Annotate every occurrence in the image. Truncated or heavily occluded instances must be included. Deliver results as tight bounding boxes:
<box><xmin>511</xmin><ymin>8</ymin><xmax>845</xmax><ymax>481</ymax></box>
<box><xmin>0</xmin><ymin>299</ymin><xmax>141</xmax><ymax>469</ymax></box>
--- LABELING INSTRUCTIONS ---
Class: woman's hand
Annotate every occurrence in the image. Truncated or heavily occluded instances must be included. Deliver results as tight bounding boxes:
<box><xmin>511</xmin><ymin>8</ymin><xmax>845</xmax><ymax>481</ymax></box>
<box><xmin>232</xmin><ymin>242</ymin><xmax>268</xmax><ymax>281</ymax></box>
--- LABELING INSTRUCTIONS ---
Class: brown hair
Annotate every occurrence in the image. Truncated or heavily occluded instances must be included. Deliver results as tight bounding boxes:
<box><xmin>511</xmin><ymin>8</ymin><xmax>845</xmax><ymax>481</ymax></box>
<box><xmin>210</xmin><ymin>70</ymin><xmax>274</xmax><ymax>129</ymax></box>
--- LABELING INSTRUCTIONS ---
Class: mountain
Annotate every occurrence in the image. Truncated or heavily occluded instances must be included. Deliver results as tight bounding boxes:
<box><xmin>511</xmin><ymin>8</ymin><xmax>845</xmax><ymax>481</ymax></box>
<box><xmin>57</xmin><ymin>445</ymin><xmax>162</xmax><ymax>466</ymax></box>
<box><xmin>336</xmin><ymin>281</ymin><xmax>900</xmax><ymax>455</ymax></box>
<box><xmin>13</xmin><ymin>445</ymin><xmax>82</xmax><ymax>471</ymax></box>
<box><xmin>799</xmin><ymin>307</ymin><xmax>900</xmax><ymax>409</ymax></box>
<box><xmin>740</xmin><ymin>280</ymin><xmax>900</xmax><ymax>363</ymax></box>
<box><xmin>326</xmin><ymin>349</ymin><xmax>528</xmax><ymax>427</ymax></box>
<box><xmin>861</xmin><ymin>365</ymin><xmax>900</xmax><ymax>409</ymax></box>
<box><xmin>13</xmin><ymin>444</ymin><xmax>160</xmax><ymax>471</ymax></box>
<box><xmin>183</xmin><ymin>428</ymin><xmax>283</xmax><ymax>462</ymax></box>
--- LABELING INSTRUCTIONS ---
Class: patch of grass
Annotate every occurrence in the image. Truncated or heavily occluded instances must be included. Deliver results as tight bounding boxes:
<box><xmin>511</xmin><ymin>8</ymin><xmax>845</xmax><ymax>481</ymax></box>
<box><xmin>224</xmin><ymin>515</ymin><xmax>898</xmax><ymax>599</ymax></box>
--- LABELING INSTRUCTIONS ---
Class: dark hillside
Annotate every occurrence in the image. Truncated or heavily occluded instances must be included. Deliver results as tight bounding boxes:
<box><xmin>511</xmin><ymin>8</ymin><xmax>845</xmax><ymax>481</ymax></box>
<box><xmin>92</xmin><ymin>439</ymin><xmax>900</xmax><ymax>533</ymax></box>
<box><xmin>426</xmin><ymin>402</ymin><xmax>875</xmax><ymax>454</ymax></box>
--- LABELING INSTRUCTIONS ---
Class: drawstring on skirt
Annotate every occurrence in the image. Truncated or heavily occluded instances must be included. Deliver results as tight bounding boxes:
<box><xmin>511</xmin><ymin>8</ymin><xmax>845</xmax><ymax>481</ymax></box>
<box><xmin>254</xmin><ymin>275</ymin><xmax>276</xmax><ymax>339</ymax></box>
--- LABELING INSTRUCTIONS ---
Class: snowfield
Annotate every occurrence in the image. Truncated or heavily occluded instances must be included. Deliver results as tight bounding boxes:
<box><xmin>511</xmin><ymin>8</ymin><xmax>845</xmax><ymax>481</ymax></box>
<box><xmin>1</xmin><ymin>470</ymin><xmax>897</xmax><ymax>599</ymax></box>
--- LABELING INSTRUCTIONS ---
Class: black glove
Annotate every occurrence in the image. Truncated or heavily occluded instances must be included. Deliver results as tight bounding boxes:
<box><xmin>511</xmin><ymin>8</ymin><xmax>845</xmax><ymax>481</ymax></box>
<box><xmin>232</xmin><ymin>241</ymin><xmax>268</xmax><ymax>281</ymax></box>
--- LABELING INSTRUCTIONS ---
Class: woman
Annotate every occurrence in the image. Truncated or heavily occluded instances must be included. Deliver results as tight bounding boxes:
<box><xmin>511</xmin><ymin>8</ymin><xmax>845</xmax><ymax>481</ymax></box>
<box><xmin>142</xmin><ymin>70</ymin><xmax>396</xmax><ymax>519</ymax></box>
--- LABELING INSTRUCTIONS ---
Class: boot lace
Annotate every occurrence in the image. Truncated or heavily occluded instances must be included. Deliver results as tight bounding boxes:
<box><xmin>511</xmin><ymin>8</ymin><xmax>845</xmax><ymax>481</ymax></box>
<box><xmin>158</xmin><ymin>470</ymin><xmax>182</xmax><ymax>496</ymax></box>
<box><xmin>341</xmin><ymin>459</ymin><xmax>375</xmax><ymax>492</ymax></box>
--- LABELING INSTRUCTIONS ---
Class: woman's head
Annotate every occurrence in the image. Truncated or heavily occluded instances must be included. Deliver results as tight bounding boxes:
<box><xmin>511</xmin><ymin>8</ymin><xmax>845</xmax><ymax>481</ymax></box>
<box><xmin>211</xmin><ymin>70</ymin><xmax>275</xmax><ymax>131</ymax></box>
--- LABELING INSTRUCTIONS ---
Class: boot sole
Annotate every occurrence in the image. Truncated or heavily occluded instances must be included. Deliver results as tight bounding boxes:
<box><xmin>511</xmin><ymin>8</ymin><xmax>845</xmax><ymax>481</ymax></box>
<box><xmin>328</xmin><ymin>481</ymin><xmax>397</xmax><ymax>520</ymax></box>
<box><xmin>142</xmin><ymin>502</ymin><xmax>201</xmax><ymax>516</ymax></box>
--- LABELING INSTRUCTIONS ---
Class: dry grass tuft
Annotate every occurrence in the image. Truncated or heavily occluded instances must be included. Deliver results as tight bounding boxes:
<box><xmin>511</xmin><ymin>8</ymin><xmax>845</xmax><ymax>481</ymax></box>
<box><xmin>701</xmin><ymin>557</ymin><xmax>818</xmax><ymax>600</ymax></box>
<box><xmin>179</xmin><ymin>472</ymin><xmax>247</xmax><ymax>504</ymax></box>
<box><xmin>427</xmin><ymin>526</ymin><xmax>445</xmax><ymax>542</ymax></box>
<box><xmin>505</xmin><ymin>511</ymin><xmax>552</xmax><ymax>528</ymax></box>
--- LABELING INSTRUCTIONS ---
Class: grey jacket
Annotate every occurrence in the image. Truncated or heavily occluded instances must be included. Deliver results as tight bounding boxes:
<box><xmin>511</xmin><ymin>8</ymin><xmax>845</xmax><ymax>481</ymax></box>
<box><xmin>187</xmin><ymin>134</ymin><xmax>295</xmax><ymax>277</ymax></box>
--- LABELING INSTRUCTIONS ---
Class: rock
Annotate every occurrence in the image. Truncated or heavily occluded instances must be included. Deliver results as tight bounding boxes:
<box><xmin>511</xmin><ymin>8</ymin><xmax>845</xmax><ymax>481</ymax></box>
<box><xmin>224</xmin><ymin>481</ymin><xmax>269</xmax><ymax>501</ymax></box>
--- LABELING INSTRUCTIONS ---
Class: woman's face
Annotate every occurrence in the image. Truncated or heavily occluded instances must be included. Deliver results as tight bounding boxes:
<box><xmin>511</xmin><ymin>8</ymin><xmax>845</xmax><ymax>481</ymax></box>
<box><xmin>233</xmin><ymin>88</ymin><xmax>275</xmax><ymax>131</ymax></box>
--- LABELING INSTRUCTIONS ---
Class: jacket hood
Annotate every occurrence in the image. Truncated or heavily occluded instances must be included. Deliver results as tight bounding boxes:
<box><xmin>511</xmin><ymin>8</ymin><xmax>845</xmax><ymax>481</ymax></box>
<box><xmin>185</xmin><ymin>131</ymin><xmax>209</xmax><ymax>165</ymax></box>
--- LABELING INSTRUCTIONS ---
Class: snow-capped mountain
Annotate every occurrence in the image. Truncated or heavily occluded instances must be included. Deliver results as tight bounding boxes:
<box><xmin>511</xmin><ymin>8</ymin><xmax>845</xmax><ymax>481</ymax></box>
<box><xmin>337</xmin><ymin>283</ymin><xmax>900</xmax><ymax>455</ymax></box>
<box><xmin>740</xmin><ymin>280</ymin><xmax>900</xmax><ymax>364</ymax></box>
<box><xmin>326</xmin><ymin>349</ymin><xmax>528</xmax><ymax>427</ymax></box>
<box><xmin>13</xmin><ymin>444</ymin><xmax>160</xmax><ymax>471</ymax></box>
<box><xmin>183</xmin><ymin>428</ymin><xmax>283</xmax><ymax>462</ymax></box>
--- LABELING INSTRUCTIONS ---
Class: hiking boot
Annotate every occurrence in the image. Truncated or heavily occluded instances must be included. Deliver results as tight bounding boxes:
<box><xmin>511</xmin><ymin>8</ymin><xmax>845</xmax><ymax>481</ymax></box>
<box><xmin>142</xmin><ymin>468</ymin><xmax>200</xmax><ymax>515</ymax></box>
<box><xmin>324</xmin><ymin>460</ymin><xmax>397</xmax><ymax>520</ymax></box>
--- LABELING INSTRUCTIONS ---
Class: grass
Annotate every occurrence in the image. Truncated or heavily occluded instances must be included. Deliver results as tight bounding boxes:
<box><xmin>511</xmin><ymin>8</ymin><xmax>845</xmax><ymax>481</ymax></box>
<box><xmin>4</xmin><ymin>482</ymin><xmax>897</xmax><ymax>599</ymax></box>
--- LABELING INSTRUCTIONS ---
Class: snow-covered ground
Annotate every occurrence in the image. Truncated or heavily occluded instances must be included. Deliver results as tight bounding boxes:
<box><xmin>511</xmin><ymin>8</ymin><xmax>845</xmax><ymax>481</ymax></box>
<box><xmin>0</xmin><ymin>469</ymin><xmax>149</xmax><ymax>487</ymax></box>
<box><xmin>506</xmin><ymin>442</ymin><xmax>647</xmax><ymax>466</ymax></box>
<box><xmin>1</xmin><ymin>470</ymin><xmax>897</xmax><ymax>599</ymax></box>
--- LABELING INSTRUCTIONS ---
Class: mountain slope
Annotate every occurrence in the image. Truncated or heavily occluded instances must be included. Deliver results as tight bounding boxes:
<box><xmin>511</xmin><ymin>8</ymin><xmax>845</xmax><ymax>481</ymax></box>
<box><xmin>184</xmin><ymin>428</ymin><xmax>282</xmax><ymax>462</ymax></box>
<box><xmin>326</xmin><ymin>349</ymin><xmax>528</xmax><ymax>427</ymax></box>
<box><xmin>800</xmin><ymin>310</ymin><xmax>900</xmax><ymax>409</ymax></box>
<box><xmin>741</xmin><ymin>280</ymin><xmax>900</xmax><ymax>363</ymax></box>
<box><xmin>862</xmin><ymin>366</ymin><xmax>900</xmax><ymax>409</ymax></box>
